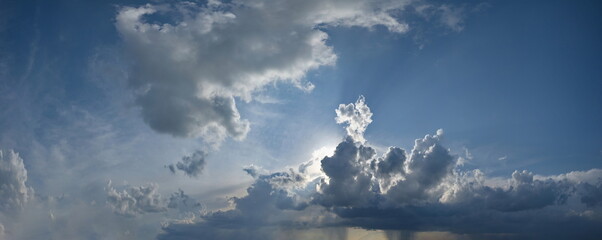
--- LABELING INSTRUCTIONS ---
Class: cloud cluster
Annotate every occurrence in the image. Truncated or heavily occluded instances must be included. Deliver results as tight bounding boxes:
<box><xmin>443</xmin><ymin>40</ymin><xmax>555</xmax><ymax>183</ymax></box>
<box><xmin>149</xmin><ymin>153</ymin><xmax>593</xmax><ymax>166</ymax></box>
<box><xmin>168</xmin><ymin>150</ymin><xmax>207</xmax><ymax>178</ymax></box>
<box><xmin>0</xmin><ymin>149</ymin><xmax>33</xmax><ymax>213</ymax></box>
<box><xmin>314</xmin><ymin>128</ymin><xmax>457</xmax><ymax>209</ymax></box>
<box><xmin>105</xmin><ymin>181</ymin><xmax>203</xmax><ymax>219</ymax></box>
<box><xmin>115</xmin><ymin>0</ymin><xmax>412</xmax><ymax>143</ymax></box>
<box><xmin>106</xmin><ymin>181</ymin><xmax>166</xmax><ymax>217</ymax></box>
<box><xmin>158</xmin><ymin>97</ymin><xmax>602</xmax><ymax>240</ymax></box>
<box><xmin>167</xmin><ymin>189</ymin><xmax>203</xmax><ymax>215</ymax></box>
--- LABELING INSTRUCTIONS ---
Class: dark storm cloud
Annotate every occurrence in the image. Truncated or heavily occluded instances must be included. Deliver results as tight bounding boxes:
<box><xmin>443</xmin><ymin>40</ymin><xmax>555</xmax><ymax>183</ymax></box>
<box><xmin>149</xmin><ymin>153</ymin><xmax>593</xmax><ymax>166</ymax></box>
<box><xmin>157</xmin><ymin>97</ymin><xmax>602</xmax><ymax>240</ymax></box>
<box><xmin>314</xmin><ymin>137</ymin><xmax>379</xmax><ymax>207</ymax></box>
<box><xmin>168</xmin><ymin>150</ymin><xmax>207</xmax><ymax>178</ymax></box>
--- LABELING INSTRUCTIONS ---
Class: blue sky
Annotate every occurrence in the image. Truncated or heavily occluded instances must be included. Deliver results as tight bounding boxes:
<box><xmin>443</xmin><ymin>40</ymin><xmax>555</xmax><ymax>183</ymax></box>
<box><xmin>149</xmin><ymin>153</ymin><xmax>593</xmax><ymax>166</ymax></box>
<box><xmin>0</xmin><ymin>0</ymin><xmax>601</xmax><ymax>239</ymax></box>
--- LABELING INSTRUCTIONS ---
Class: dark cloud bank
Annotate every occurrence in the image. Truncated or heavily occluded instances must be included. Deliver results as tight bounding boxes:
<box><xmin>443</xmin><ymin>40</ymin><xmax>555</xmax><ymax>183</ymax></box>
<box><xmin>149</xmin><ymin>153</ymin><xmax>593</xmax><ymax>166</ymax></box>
<box><xmin>156</xmin><ymin>96</ymin><xmax>602</xmax><ymax>240</ymax></box>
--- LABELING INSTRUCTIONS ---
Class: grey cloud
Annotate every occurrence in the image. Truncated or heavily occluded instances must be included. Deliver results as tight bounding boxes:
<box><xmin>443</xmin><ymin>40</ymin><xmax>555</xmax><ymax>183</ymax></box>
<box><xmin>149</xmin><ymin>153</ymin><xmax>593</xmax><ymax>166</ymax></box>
<box><xmin>441</xmin><ymin>170</ymin><xmax>572</xmax><ymax>212</ymax></box>
<box><xmin>482</xmin><ymin>178</ymin><xmax>570</xmax><ymax>212</ymax></box>
<box><xmin>158</xmin><ymin>97</ymin><xmax>602</xmax><ymax>239</ymax></box>
<box><xmin>374</xmin><ymin>147</ymin><xmax>406</xmax><ymax>177</ymax></box>
<box><xmin>384</xmin><ymin>129</ymin><xmax>455</xmax><ymax>205</ymax></box>
<box><xmin>372</xmin><ymin>147</ymin><xmax>406</xmax><ymax>191</ymax></box>
<box><xmin>0</xmin><ymin>149</ymin><xmax>34</xmax><ymax>213</ymax></box>
<box><xmin>105</xmin><ymin>182</ymin><xmax>166</xmax><ymax>217</ymax></box>
<box><xmin>168</xmin><ymin>189</ymin><xmax>203</xmax><ymax>214</ymax></box>
<box><xmin>158</xmin><ymin>169</ymin><xmax>317</xmax><ymax>240</ymax></box>
<box><xmin>233</xmin><ymin>170</ymin><xmax>308</xmax><ymax>213</ymax></box>
<box><xmin>116</xmin><ymin>0</ymin><xmax>410</xmax><ymax>143</ymax></box>
<box><xmin>169</xmin><ymin>150</ymin><xmax>206</xmax><ymax>178</ymax></box>
<box><xmin>316</xmin><ymin>138</ymin><xmax>378</xmax><ymax>207</ymax></box>
<box><xmin>404</xmin><ymin>129</ymin><xmax>452</xmax><ymax>190</ymax></box>
<box><xmin>314</xmin><ymin>128</ymin><xmax>455</xmax><ymax>208</ymax></box>
<box><xmin>512</xmin><ymin>169</ymin><xmax>534</xmax><ymax>183</ymax></box>
<box><xmin>547</xmin><ymin>168</ymin><xmax>602</xmax><ymax>184</ymax></box>
<box><xmin>242</xmin><ymin>164</ymin><xmax>267</xmax><ymax>178</ymax></box>
<box><xmin>579</xmin><ymin>181</ymin><xmax>602</xmax><ymax>207</ymax></box>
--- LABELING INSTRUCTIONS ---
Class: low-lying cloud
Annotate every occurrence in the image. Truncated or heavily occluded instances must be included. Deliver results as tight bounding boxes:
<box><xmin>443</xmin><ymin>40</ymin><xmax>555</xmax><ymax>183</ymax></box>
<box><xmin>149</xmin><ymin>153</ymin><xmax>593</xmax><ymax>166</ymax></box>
<box><xmin>158</xmin><ymin>96</ymin><xmax>602</xmax><ymax>240</ymax></box>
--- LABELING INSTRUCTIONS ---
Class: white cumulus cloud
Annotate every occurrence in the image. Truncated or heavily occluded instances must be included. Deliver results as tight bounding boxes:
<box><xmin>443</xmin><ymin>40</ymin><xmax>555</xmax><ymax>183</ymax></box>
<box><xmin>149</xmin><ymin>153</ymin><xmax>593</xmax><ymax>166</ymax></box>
<box><xmin>115</xmin><ymin>0</ymin><xmax>411</xmax><ymax>144</ymax></box>
<box><xmin>335</xmin><ymin>95</ymin><xmax>373</xmax><ymax>144</ymax></box>
<box><xmin>0</xmin><ymin>149</ymin><xmax>33</xmax><ymax>213</ymax></box>
<box><xmin>106</xmin><ymin>181</ymin><xmax>166</xmax><ymax>217</ymax></box>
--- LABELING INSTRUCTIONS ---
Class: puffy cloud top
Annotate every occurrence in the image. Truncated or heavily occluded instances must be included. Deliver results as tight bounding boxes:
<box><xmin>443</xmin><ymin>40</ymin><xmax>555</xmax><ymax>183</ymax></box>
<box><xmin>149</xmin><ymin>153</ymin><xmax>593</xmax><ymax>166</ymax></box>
<box><xmin>106</xmin><ymin>182</ymin><xmax>166</xmax><ymax>217</ymax></box>
<box><xmin>159</xmin><ymin>97</ymin><xmax>602</xmax><ymax>240</ymax></box>
<box><xmin>335</xmin><ymin>96</ymin><xmax>373</xmax><ymax>144</ymax></box>
<box><xmin>0</xmin><ymin>149</ymin><xmax>33</xmax><ymax>213</ymax></box>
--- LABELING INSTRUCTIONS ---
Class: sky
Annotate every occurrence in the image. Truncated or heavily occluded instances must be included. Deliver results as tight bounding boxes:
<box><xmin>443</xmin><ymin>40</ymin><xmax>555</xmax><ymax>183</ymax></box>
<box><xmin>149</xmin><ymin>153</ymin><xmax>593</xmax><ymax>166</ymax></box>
<box><xmin>0</xmin><ymin>0</ymin><xmax>601</xmax><ymax>239</ymax></box>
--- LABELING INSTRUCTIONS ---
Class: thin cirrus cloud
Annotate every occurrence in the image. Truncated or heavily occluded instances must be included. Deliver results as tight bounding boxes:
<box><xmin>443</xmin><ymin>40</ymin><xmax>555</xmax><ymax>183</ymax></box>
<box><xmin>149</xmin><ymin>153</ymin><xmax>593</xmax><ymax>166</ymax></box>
<box><xmin>114</xmin><ymin>0</ymin><xmax>412</xmax><ymax>144</ymax></box>
<box><xmin>158</xmin><ymin>97</ymin><xmax>602</xmax><ymax>240</ymax></box>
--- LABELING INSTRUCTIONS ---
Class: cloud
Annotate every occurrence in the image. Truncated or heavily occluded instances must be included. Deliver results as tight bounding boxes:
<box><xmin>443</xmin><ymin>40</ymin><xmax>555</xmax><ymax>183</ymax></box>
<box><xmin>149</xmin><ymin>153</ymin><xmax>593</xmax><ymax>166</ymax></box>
<box><xmin>437</xmin><ymin>4</ymin><xmax>465</xmax><ymax>32</ymax></box>
<box><xmin>413</xmin><ymin>3</ymin><xmax>467</xmax><ymax>33</ymax></box>
<box><xmin>0</xmin><ymin>149</ymin><xmax>34</xmax><ymax>213</ymax></box>
<box><xmin>544</xmin><ymin>168</ymin><xmax>602</xmax><ymax>184</ymax></box>
<box><xmin>158</xmin><ymin>97</ymin><xmax>602</xmax><ymax>240</ymax></box>
<box><xmin>579</xmin><ymin>181</ymin><xmax>602</xmax><ymax>208</ymax></box>
<box><xmin>115</xmin><ymin>0</ymin><xmax>411</xmax><ymax>143</ymax></box>
<box><xmin>158</xmin><ymin>169</ymin><xmax>328</xmax><ymax>240</ymax></box>
<box><xmin>335</xmin><ymin>95</ymin><xmax>373</xmax><ymax>144</ymax></box>
<box><xmin>372</xmin><ymin>147</ymin><xmax>406</xmax><ymax>190</ymax></box>
<box><xmin>315</xmin><ymin>138</ymin><xmax>378</xmax><ymax>207</ymax></box>
<box><xmin>105</xmin><ymin>181</ymin><xmax>205</xmax><ymax>219</ymax></box>
<box><xmin>242</xmin><ymin>164</ymin><xmax>268</xmax><ymax>178</ymax></box>
<box><xmin>105</xmin><ymin>181</ymin><xmax>166</xmax><ymax>217</ymax></box>
<box><xmin>168</xmin><ymin>150</ymin><xmax>207</xmax><ymax>178</ymax></box>
<box><xmin>168</xmin><ymin>189</ymin><xmax>203</xmax><ymax>215</ymax></box>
